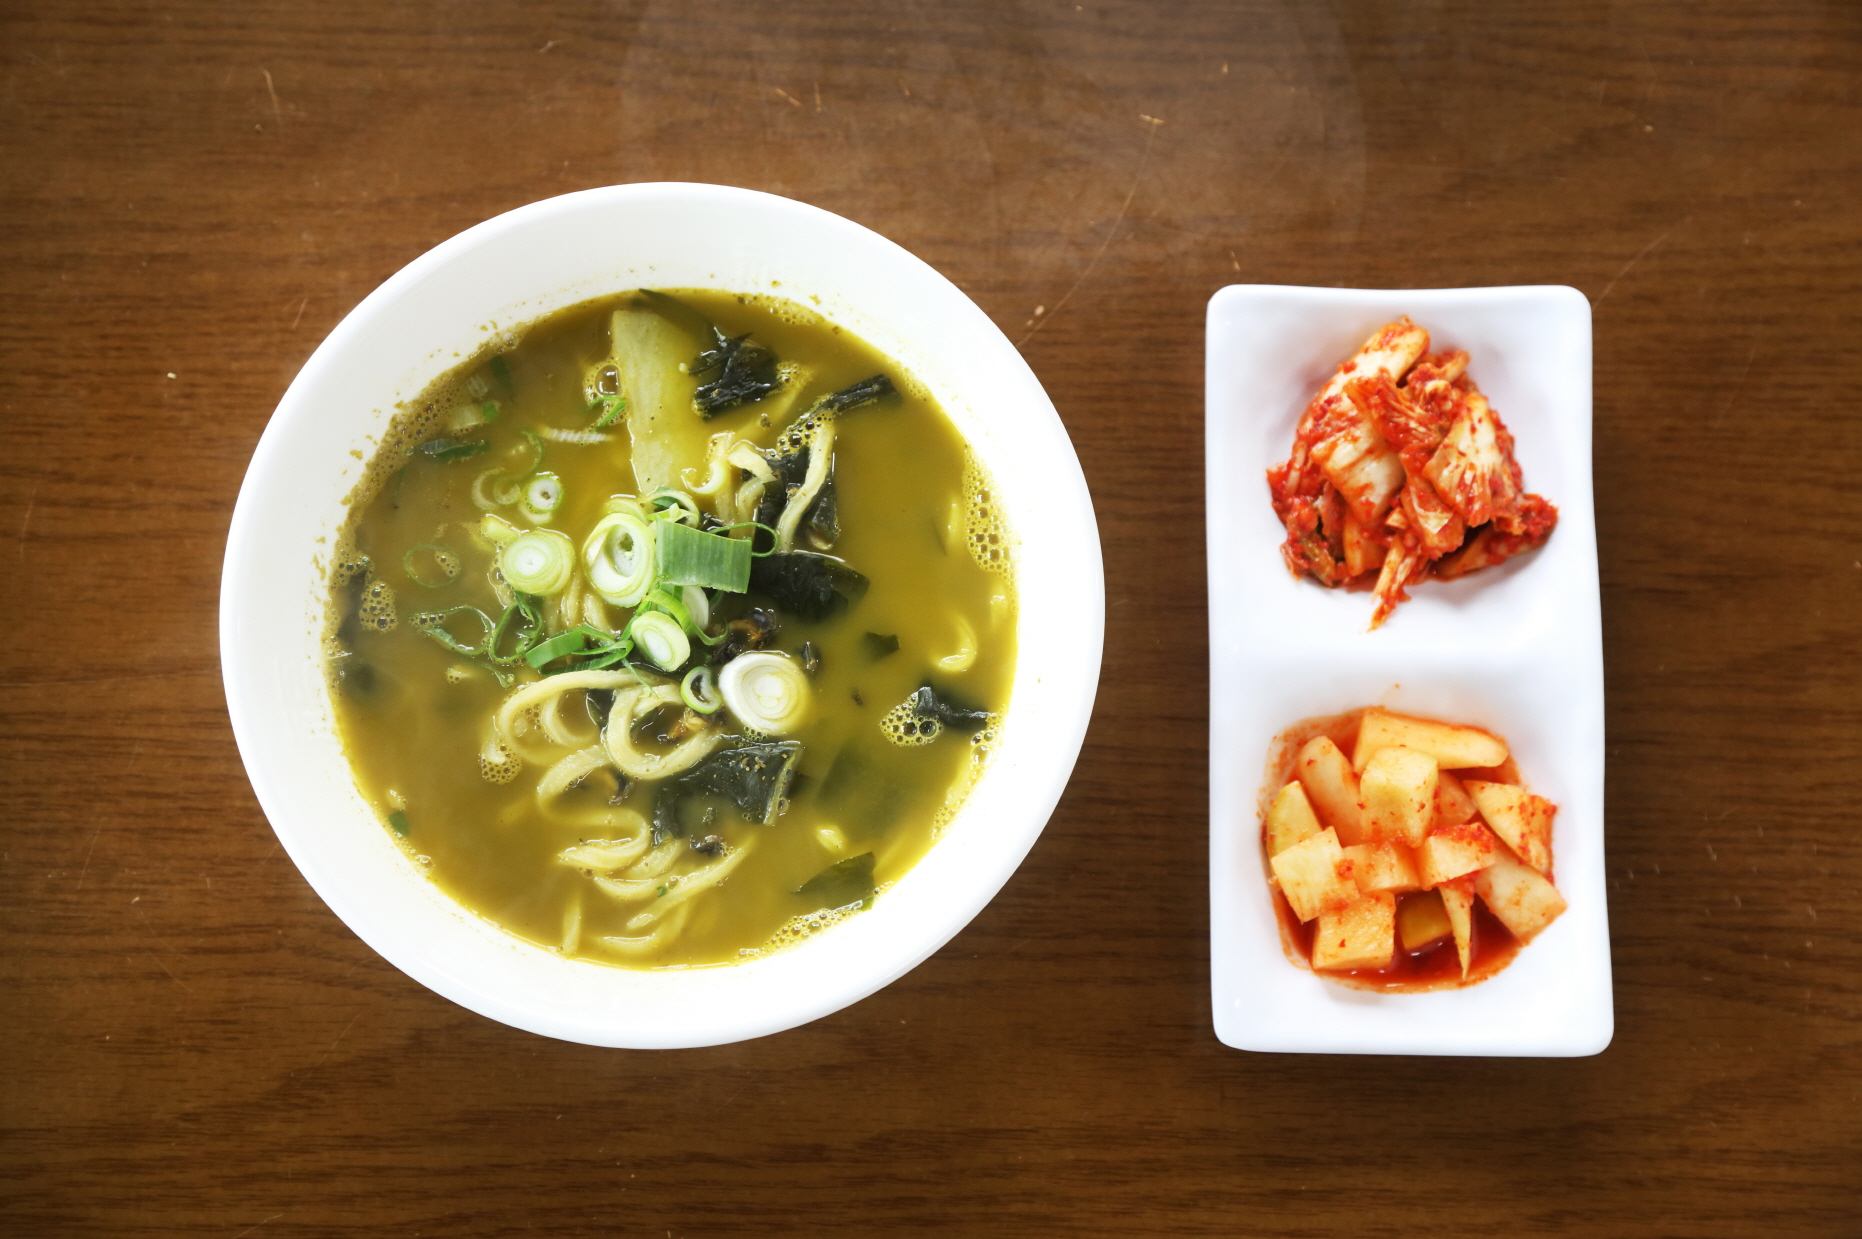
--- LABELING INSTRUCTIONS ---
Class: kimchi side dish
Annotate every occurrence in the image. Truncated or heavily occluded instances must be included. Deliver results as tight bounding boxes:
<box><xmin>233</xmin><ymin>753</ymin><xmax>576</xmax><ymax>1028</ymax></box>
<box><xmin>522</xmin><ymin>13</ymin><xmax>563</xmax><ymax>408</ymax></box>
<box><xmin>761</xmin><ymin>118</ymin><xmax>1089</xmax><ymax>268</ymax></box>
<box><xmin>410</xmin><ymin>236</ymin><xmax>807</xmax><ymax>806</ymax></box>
<box><xmin>1263</xmin><ymin>707</ymin><xmax>1566</xmax><ymax>990</ymax></box>
<box><xmin>1267</xmin><ymin>318</ymin><xmax>1557</xmax><ymax>627</ymax></box>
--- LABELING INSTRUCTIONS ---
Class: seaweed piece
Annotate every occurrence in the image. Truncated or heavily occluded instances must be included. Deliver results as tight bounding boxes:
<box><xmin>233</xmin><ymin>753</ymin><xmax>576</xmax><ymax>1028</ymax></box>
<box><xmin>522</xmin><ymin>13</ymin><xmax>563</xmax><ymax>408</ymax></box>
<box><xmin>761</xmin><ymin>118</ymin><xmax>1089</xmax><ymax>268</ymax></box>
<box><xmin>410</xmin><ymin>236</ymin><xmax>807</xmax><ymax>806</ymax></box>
<box><xmin>692</xmin><ymin>333</ymin><xmax>780</xmax><ymax>416</ymax></box>
<box><xmin>650</xmin><ymin>740</ymin><xmax>803</xmax><ymax>843</ymax></box>
<box><xmin>820</xmin><ymin>745</ymin><xmax>925</xmax><ymax>838</ymax></box>
<box><xmin>804</xmin><ymin>462</ymin><xmax>839</xmax><ymax>547</ymax></box>
<box><xmin>796</xmin><ymin>852</ymin><xmax>876</xmax><ymax>912</ymax></box>
<box><xmin>583</xmin><ymin>687</ymin><xmax>616</xmax><ymax>731</ymax></box>
<box><xmin>819</xmin><ymin>374</ymin><xmax>895</xmax><ymax>414</ymax></box>
<box><xmin>749</xmin><ymin>552</ymin><xmax>869</xmax><ymax>621</ymax></box>
<box><xmin>751</xmin><ymin>377</ymin><xmax>894</xmax><ymax>550</ymax></box>
<box><xmin>903</xmin><ymin>684</ymin><xmax>991</xmax><ymax>733</ymax></box>
<box><xmin>751</xmin><ymin>436</ymin><xmax>814</xmax><ymax>552</ymax></box>
<box><xmin>636</xmin><ymin>289</ymin><xmax>784</xmax><ymax>418</ymax></box>
<box><xmin>861</xmin><ymin>632</ymin><xmax>900</xmax><ymax>662</ymax></box>
<box><xmin>711</xmin><ymin>607</ymin><xmax>779</xmax><ymax>666</ymax></box>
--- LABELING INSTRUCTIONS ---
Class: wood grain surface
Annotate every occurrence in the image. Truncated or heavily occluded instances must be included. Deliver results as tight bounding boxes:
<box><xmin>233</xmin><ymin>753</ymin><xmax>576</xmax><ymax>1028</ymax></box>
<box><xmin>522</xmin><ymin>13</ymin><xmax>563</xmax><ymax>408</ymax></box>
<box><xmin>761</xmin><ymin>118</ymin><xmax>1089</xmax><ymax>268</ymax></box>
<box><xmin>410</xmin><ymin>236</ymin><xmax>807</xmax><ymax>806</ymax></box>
<box><xmin>5</xmin><ymin>2</ymin><xmax>1860</xmax><ymax>1235</ymax></box>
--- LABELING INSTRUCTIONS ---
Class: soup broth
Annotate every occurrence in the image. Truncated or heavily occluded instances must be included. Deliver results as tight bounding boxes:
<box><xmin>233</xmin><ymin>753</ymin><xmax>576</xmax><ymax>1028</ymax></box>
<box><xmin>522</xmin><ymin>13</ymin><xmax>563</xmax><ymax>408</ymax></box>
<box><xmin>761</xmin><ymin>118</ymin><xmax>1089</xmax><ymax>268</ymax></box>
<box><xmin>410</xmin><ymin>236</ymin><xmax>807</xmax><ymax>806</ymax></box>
<box><xmin>326</xmin><ymin>291</ymin><xmax>1015</xmax><ymax>967</ymax></box>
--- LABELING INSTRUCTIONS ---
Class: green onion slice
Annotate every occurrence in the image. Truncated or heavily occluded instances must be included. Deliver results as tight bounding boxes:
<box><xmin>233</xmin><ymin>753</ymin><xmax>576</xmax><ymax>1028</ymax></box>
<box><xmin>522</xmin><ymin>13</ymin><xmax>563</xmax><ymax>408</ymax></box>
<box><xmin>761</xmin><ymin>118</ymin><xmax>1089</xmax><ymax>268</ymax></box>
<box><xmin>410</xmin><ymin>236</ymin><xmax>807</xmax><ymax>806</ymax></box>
<box><xmin>629</xmin><ymin>610</ymin><xmax>690</xmax><ymax>672</ymax></box>
<box><xmin>387</xmin><ymin>810</ymin><xmax>410</xmax><ymax>837</ymax></box>
<box><xmin>637</xmin><ymin>586</ymin><xmax>723</xmax><ymax>646</ymax></box>
<box><xmin>648</xmin><ymin>488</ymin><xmax>701</xmax><ymax>526</ymax></box>
<box><xmin>402</xmin><ymin>543</ymin><xmax>461</xmax><ymax>588</ymax></box>
<box><xmin>416</xmin><ymin>437</ymin><xmax>488</xmax><ymax>462</ymax></box>
<box><xmin>471</xmin><ymin>469</ymin><xmax>514</xmax><ymax>511</ymax></box>
<box><xmin>521</xmin><ymin>472</ymin><xmax>564</xmax><ymax>523</ymax></box>
<box><xmin>412</xmin><ymin>606</ymin><xmax>495</xmax><ymax>655</ymax></box>
<box><xmin>718</xmin><ymin>651</ymin><xmax>810</xmax><ymax>736</ymax></box>
<box><xmin>416</xmin><ymin>437</ymin><xmax>490</xmax><ymax>463</ymax></box>
<box><xmin>480</xmin><ymin>513</ymin><xmax>519</xmax><ymax>545</ymax></box>
<box><xmin>590</xmin><ymin>393</ymin><xmax>627</xmax><ymax>429</ymax></box>
<box><xmin>681</xmin><ymin>585</ymin><xmax>710</xmax><ymax>633</ymax></box>
<box><xmin>515</xmin><ymin>430</ymin><xmax>546</xmax><ymax>475</ymax></box>
<box><xmin>524</xmin><ymin>625</ymin><xmax>636</xmax><ymax>673</ymax></box>
<box><xmin>681</xmin><ymin>666</ymin><xmax>722</xmax><ymax>714</ymax></box>
<box><xmin>583</xmin><ymin>510</ymin><xmax>656</xmax><ymax>607</ymax></box>
<box><xmin>485</xmin><ymin>593</ymin><xmax>546</xmax><ymax>664</ymax></box>
<box><xmin>500</xmin><ymin>529</ymin><xmax>575</xmax><ymax>596</ymax></box>
<box><xmin>657</xmin><ymin>519</ymin><xmax>752</xmax><ymax>593</ymax></box>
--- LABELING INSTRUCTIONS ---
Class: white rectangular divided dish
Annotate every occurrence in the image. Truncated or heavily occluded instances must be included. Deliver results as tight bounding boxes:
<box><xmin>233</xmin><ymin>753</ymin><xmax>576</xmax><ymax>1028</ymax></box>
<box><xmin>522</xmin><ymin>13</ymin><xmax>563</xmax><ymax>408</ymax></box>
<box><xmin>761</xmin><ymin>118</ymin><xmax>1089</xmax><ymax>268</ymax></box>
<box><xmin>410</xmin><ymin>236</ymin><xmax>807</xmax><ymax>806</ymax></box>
<box><xmin>1205</xmin><ymin>284</ymin><xmax>1612</xmax><ymax>1057</ymax></box>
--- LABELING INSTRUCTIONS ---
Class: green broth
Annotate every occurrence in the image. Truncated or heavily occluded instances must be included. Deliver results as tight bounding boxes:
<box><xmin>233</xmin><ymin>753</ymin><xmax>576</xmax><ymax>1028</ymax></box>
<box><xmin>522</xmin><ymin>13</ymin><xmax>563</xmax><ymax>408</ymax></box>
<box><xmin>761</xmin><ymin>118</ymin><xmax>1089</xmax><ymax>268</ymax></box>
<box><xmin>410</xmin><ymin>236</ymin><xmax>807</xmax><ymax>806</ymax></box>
<box><xmin>327</xmin><ymin>291</ymin><xmax>1015</xmax><ymax>967</ymax></box>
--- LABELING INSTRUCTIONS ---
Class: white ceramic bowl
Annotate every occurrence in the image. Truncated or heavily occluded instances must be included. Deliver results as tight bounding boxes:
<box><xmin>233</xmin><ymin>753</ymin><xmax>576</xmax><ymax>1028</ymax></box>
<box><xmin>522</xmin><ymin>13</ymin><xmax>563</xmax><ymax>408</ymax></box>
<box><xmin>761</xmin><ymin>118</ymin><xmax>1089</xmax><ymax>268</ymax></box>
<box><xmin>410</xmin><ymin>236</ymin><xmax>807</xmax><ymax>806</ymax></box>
<box><xmin>1205</xmin><ymin>284</ymin><xmax>1612</xmax><ymax>1057</ymax></box>
<box><xmin>221</xmin><ymin>184</ymin><xmax>1103</xmax><ymax>1048</ymax></box>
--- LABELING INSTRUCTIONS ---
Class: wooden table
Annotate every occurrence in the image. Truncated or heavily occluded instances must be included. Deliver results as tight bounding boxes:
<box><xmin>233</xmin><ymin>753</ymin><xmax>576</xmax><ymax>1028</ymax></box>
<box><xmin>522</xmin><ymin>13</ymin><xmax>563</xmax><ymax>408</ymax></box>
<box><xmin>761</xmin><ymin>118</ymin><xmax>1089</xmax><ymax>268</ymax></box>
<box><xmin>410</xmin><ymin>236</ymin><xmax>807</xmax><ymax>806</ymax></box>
<box><xmin>6</xmin><ymin>3</ymin><xmax>1858</xmax><ymax>1234</ymax></box>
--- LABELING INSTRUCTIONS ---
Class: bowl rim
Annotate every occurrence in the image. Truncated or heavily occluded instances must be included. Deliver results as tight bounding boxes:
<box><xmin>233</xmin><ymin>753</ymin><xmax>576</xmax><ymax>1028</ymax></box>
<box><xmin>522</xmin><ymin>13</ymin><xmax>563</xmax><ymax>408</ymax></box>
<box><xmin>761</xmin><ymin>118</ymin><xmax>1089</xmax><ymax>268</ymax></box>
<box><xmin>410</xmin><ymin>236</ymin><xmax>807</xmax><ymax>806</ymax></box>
<box><xmin>221</xmin><ymin>183</ymin><xmax>1103</xmax><ymax>1047</ymax></box>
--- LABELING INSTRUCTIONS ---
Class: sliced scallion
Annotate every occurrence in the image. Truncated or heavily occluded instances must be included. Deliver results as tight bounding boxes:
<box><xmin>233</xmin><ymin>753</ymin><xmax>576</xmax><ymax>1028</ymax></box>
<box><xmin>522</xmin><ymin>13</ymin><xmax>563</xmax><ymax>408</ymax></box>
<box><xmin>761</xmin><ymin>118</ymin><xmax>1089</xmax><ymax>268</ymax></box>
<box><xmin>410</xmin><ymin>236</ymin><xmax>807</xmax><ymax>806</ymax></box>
<box><xmin>521</xmin><ymin>471</ymin><xmax>564</xmax><ymax>523</ymax></box>
<box><xmin>402</xmin><ymin>543</ymin><xmax>461</xmax><ymax>588</ymax></box>
<box><xmin>505</xmin><ymin>429</ymin><xmax>545</xmax><ymax>478</ymax></box>
<box><xmin>583</xmin><ymin>510</ymin><xmax>656</xmax><ymax>608</ymax></box>
<box><xmin>500</xmin><ymin>529</ymin><xmax>575</xmax><ymax>596</ymax></box>
<box><xmin>681</xmin><ymin>665</ymin><xmax>722</xmax><ymax>714</ymax></box>
<box><xmin>637</xmin><ymin>587</ymin><xmax>723</xmax><ymax>646</ymax></box>
<box><xmin>657</xmin><ymin>519</ymin><xmax>752</xmax><ymax>593</ymax></box>
<box><xmin>630</xmin><ymin>610</ymin><xmax>690</xmax><ymax>672</ymax></box>
<box><xmin>649</xmin><ymin>488</ymin><xmax>702</xmax><ymax>526</ymax></box>
<box><xmin>388</xmin><ymin>810</ymin><xmax>410</xmax><ymax>837</ymax></box>
<box><xmin>412</xmin><ymin>606</ymin><xmax>495</xmax><ymax>655</ymax></box>
<box><xmin>485</xmin><ymin>594</ymin><xmax>545</xmax><ymax>664</ymax></box>
<box><xmin>524</xmin><ymin>624</ymin><xmax>622</xmax><ymax>671</ymax></box>
<box><xmin>590</xmin><ymin>393</ymin><xmax>627</xmax><ymax>429</ymax></box>
<box><xmin>480</xmin><ymin>513</ymin><xmax>519</xmax><ymax>545</ymax></box>
<box><xmin>417</xmin><ymin>437</ymin><xmax>490</xmax><ymax>463</ymax></box>
<box><xmin>718</xmin><ymin>651</ymin><xmax>810</xmax><ymax>736</ymax></box>
<box><xmin>681</xmin><ymin>585</ymin><xmax>711</xmax><ymax>633</ymax></box>
<box><xmin>471</xmin><ymin>469</ymin><xmax>520</xmax><ymax>511</ymax></box>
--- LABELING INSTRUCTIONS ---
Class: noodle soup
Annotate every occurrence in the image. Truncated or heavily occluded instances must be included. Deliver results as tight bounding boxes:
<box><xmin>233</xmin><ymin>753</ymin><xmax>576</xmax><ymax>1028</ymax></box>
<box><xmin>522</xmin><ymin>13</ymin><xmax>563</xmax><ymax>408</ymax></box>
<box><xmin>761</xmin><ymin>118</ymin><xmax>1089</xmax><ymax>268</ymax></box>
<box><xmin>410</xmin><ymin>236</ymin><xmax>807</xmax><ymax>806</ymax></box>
<box><xmin>326</xmin><ymin>290</ymin><xmax>1015</xmax><ymax>968</ymax></box>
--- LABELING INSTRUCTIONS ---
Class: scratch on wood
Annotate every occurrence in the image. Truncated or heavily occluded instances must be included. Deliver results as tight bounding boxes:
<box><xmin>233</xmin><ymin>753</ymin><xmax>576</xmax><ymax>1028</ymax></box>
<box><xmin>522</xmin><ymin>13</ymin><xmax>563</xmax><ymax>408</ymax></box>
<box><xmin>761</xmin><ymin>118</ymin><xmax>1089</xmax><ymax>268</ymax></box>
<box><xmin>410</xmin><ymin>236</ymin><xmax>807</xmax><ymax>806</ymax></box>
<box><xmin>17</xmin><ymin>481</ymin><xmax>36</xmax><ymax>562</ymax></box>
<box><xmin>1018</xmin><ymin>116</ymin><xmax>1163</xmax><ymax>348</ymax></box>
<box><xmin>149</xmin><ymin>952</ymin><xmax>195</xmax><ymax>995</ymax></box>
<box><xmin>312</xmin><ymin>1012</ymin><xmax>363</xmax><ymax>1070</ymax></box>
<box><xmin>1596</xmin><ymin>220</ymin><xmax>1685</xmax><ymax>305</ymax></box>
<box><xmin>231</xmin><ymin>1215</ymin><xmax>282</xmax><ymax>1238</ymax></box>
<box><xmin>290</xmin><ymin>295</ymin><xmax>309</xmax><ymax>329</ymax></box>
<box><xmin>773</xmin><ymin>87</ymin><xmax>802</xmax><ymax>108</ymax></box>
<box><xmin>261</xmin><ymin>69</ymin><xmax>282</xmax><ymax>126</ymax></box>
